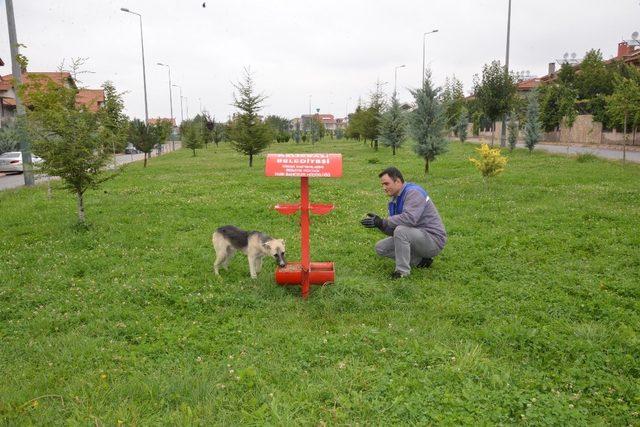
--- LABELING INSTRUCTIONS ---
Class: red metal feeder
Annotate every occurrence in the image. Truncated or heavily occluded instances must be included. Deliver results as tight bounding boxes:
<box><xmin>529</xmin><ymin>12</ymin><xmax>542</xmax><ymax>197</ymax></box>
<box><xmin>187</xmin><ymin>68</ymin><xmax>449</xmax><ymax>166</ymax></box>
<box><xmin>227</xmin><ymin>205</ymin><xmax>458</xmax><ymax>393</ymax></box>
<box><xmin>265</xmin><ymin>153</ymin><xmax>342</xmax><ymax>298</ymax></box>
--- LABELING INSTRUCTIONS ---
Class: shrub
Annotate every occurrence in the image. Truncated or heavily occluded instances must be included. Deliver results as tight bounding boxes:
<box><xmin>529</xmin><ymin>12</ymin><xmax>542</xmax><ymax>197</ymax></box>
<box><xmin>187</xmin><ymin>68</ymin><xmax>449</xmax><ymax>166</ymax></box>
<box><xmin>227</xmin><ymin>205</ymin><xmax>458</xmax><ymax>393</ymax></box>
<box><xmin>469</xmin><ymin>143</ymin><xmax>508</xmax><ymax>184</ymax></box>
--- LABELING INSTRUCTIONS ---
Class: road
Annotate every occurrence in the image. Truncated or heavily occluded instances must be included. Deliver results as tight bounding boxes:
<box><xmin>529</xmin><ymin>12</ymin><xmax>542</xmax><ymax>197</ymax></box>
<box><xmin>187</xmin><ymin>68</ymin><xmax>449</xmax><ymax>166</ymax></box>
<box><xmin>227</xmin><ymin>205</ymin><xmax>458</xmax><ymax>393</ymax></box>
<box><xmin>0</xmin><ymin>142</ymin><xmax>181</xmax><ymax>191</ymax></box>
<box><xmin>468</xmin><ymin>138</ymin><xmax>640</xmax><ymax>163</ymax></box>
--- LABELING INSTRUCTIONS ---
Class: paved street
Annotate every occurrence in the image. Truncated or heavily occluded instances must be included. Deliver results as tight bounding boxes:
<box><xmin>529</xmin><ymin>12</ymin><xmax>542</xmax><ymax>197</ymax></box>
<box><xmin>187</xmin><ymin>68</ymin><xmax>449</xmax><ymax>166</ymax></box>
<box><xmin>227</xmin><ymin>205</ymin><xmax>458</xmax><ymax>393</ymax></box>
<box><xmin>467</xmin><ymin>138</ymin><xmax>640</xmax><ymax>163</ymax></box>
<box><xmin>0</xmin><ymin>141</ymin><xmax>181</xmax><ymax>191</ymax></box>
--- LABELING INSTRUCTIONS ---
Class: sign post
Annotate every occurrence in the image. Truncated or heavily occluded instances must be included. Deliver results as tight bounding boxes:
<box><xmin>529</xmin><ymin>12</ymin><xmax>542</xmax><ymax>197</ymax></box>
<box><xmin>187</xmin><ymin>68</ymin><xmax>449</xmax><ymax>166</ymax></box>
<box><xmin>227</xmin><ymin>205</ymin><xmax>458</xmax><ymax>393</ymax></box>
<box><xmin>265</xmin><ymin>153</ymin><xmax>342</xmax><ymax>298</ymax></box>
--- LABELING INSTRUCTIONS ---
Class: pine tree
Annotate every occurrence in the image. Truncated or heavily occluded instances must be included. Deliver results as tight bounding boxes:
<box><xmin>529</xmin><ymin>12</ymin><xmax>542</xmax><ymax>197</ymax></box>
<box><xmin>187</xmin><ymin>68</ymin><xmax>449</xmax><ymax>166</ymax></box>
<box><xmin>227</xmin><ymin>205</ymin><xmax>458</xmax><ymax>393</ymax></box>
<box><xmin>379</xmin><ymin>91</ymin><xmax>406</xmax><ymax>155</ymax></box>
<box><xmin>456</xmin><ymin>108</ymin><xmax>469</xmax><ymax>142</ymax></box>
<box><xmin>227</xmin><ymin>69</ymin><xmax>272</xmax><ymax>167</ymax></box>
<box><xmin>507</xmin><ymin>112</ymin><xmax>519</xmax><ymax>151</ymax></box>
<box><xmin>524</xmin><ymin>90</ymin><xmax>542</xmax><ymax>153</ymax></box>
<box><xmin>408</xmin><ymin>72</ymin><xmax>448</xmax><ymax>174</ymax></box>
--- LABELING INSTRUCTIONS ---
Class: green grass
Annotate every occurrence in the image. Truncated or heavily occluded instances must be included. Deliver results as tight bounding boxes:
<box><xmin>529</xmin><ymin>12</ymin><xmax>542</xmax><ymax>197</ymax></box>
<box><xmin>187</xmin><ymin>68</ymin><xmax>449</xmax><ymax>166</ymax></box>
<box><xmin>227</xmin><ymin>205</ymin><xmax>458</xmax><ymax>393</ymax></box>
<box><xmin>1</xmin><ymin>140</ymin><xmax>639</xmax><ymax>425</ymax></box>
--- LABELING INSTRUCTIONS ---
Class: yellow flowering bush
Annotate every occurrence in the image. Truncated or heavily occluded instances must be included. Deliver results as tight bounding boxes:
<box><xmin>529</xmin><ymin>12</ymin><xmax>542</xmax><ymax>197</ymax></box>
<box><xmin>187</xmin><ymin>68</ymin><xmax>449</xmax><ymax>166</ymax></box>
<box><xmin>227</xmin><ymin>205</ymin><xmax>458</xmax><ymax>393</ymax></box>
<box><xmin>469</xmin><ymin>144</ymin><xmax>508</xmax><ymax>181</ymax></box>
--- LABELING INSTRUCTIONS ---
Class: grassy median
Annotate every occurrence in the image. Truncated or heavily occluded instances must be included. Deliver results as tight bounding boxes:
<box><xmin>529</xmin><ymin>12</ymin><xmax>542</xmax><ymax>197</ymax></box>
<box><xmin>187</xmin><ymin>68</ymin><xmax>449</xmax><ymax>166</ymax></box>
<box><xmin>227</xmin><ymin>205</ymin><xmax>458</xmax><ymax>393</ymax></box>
<box><xmin>1</xmin><ymin>140</ymin><xmax>639</xmax><ymax>424</ymax></box>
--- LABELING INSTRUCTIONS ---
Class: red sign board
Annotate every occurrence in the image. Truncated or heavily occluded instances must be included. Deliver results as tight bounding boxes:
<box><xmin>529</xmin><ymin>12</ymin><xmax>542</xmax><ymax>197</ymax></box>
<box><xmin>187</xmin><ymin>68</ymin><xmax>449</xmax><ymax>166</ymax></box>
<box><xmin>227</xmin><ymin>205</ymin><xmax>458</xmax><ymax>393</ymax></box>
<box><xmin>265</xmin><ymin>153</ymin><xmax>342</xmax><ymax>178</ymax></box>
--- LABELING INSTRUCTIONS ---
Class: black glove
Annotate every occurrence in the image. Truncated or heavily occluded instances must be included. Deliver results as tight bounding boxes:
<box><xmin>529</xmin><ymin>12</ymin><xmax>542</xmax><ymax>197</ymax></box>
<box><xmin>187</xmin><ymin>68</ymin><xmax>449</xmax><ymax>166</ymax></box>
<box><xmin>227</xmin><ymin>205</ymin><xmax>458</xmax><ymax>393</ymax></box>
<box><xmin>360</xmin><ymin>213</ymin><xmax>383</xmax><ymax>229</ymax></box>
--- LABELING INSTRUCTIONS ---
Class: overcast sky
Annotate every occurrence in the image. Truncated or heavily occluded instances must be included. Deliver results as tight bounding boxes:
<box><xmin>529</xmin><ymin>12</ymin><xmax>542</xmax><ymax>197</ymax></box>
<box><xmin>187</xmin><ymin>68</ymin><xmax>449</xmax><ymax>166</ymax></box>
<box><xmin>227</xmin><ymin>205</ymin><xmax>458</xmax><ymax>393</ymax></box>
<box><xmin>1</xmin><ymin>0</ymin><xmax>638</xmax><ymax>123</ymax></box>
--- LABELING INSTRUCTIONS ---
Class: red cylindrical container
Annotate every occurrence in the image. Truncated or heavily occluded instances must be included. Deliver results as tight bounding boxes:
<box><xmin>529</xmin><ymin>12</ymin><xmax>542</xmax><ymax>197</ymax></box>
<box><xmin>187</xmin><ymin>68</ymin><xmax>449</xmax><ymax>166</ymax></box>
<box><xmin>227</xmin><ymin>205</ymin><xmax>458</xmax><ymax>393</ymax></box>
<box><xmin>275</xmin><ymin>262</ymin><xmax>335</xmax><ymax>286</ymax></box>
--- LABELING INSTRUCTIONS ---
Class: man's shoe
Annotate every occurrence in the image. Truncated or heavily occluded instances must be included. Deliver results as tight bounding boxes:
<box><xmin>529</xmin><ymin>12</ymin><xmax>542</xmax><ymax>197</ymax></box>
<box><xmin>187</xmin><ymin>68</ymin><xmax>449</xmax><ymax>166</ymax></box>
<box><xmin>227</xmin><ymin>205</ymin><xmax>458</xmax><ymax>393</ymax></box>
<box><xmin>391</xmin><ymin>271</ymin><xmax>408</xmax><ymax>279</ymax></box>
<box><xmin>416</xmin><ymin>257</ymin><xmax>433</xmax><ymax>269</ymax></box>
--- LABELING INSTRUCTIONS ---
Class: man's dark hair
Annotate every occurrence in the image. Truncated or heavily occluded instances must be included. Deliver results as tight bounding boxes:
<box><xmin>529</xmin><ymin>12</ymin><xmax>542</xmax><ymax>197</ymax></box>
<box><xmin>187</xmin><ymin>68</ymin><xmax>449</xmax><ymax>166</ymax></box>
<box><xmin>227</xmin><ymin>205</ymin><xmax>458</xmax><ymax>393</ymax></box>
<box><xmin>378</xmin><ymin>167</ymin><xmax>404</xmax><ymax>182</ymax></box>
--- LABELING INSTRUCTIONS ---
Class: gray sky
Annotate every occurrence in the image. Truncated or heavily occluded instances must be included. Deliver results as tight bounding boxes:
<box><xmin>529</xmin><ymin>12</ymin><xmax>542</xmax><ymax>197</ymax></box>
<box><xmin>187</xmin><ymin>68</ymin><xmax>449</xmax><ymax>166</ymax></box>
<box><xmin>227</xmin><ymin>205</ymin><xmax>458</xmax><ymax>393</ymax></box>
<box><xmin>1</xmin><ymin>0</ymin><xmax>638</xmax><ymax>123</ymax></box>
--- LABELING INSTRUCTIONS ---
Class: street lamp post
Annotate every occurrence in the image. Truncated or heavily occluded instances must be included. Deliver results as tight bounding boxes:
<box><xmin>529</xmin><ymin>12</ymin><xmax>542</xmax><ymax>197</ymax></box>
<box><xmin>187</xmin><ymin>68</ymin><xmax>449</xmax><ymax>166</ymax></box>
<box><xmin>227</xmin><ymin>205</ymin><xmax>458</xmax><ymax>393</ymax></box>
<box><xmin>172</xmin><ymin>84</ymin><xmax>183</xmax><ymax>123</ymax></box>
<box><xmin>422</xmin><ymin>29</ymin><xmax>439</xmax><ymax>84</ymax></box>
<box><xmin>500</xmin><ymin>0</ymin><xmax>513</xmax><ymax>148</ymax></box>
<box><xmin>394</xmin><ymin>64</ymin><xmax>406</xmax><ymax>95</ymax></box>
<box><xmin>121</xmin><ymin>7</ymin><xmax>149</xmax><ymax>124</ymax></box>
<box><xmin>157</xmin><ymin>62</ymin><xmax>175</xmax><ymax>150</ymax></box>
<box><xmin>5</xmin><ymin>0</ymin><xmax>34</xmax><ymax>186</ymax></box>
<box><xmin>308</xmin><ymin>95</ymin><xmax>312</xmax><ymax>115</ymax></box>
<box><xmin>185</xmin><ymin>97</ymin><xmax>189</xmax><ymax>119</ymax></box>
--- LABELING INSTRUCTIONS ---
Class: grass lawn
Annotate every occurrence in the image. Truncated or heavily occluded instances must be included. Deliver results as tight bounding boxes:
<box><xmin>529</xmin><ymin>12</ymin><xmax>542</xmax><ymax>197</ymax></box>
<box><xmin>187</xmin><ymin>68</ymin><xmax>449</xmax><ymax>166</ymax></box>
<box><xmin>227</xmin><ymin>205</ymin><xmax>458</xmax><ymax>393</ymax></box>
<box><xmin>1</xmin><ymin>139</ymin><xmax>639</xmax><ymax>425</ymax></box>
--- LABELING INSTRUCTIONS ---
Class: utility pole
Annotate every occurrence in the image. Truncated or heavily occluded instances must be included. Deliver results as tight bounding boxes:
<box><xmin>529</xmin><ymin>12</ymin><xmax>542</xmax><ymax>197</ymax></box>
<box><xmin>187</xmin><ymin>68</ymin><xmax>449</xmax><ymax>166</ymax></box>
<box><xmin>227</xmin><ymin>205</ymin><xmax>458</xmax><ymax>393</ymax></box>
<box><xmin>6</xmin><ymin>0</ymin><xmax>34</xmax><ymax>186</ymax></box>
<box><xmin>500</xmin><ymin>0</ymin><xmax>512</xmax><ymax>148</ymax></box>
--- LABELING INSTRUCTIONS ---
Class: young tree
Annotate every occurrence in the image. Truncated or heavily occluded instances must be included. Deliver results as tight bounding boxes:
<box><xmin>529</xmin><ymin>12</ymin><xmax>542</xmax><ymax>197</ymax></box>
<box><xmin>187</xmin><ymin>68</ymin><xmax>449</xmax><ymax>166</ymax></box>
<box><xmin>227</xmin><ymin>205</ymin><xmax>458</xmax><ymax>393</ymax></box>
<box><xmin>441</xmin><ymin>76</ymin><xmax>465</xmax><ymax>132</ymax></box>
<box><xmin>181</xmin><ymin>119</ymin><xmax>204</xmax><ymax>156</ymax></box>
<box><xmin>408</xmin><ymin>72</ymin><xmax>448</xmax><ymax>174</ymax></box>
<box><xmin>200</xmin><ymin>112</ymin><xmax>215</xmax><ymax>148</ymax></box>
<box><xmin>345</xmin><ymin>105</ymin><xmax>365</xmax><ymax>140</ymax></box>
<box><xmin>606</xmin><ymin>75</ymin><xmax>640</xmax><ymax>150</ymax></box>
<box><xmin>129</xmin><ymin>119</ymin><xmax>158</xmax><ymax>166</ymax></box>
<box><xmin>364</xmin><ymin>80</ymin><xmax>386</xmax><ymax>150</ymax></box>
<box><xmin>469</xmin><ymin>144</ymin><xmax>508</xmax><ymax>186</ymax></box>
<box><xmin>378</xmin><ymin>91</ymin><xmax>406</xmax><ymax>155</ymax></box>
<box><xmin>456</xmin><ymin>108</ymin><xmax>469</xmax><ymax>142</ymax></box>
<box><xmin>212</xmin><ymin>121</ymin><xmax>226</xmax><ymax>147</ymax></box>
<box><xmin>23</xmin><ymin>75</ymin><xmax>120</xmax><ymax>224</ymax></box>
<box><xmin>227</xmin><ymin>69</ymin><xmax>272</xmax><ymax>166</ymax></box>
<box><xmin>507</xmin><ymin>113</ymin><xmax>519</xmax><ymax>151</ymax></box>
<box><xmin>304</xmin><ymin>115</ymin><xmax>325</xmax><ymax>144</ymax></box>
<box><xmin>473</xmin><ymin>60</ymin><xmax>516</xmax><ymax>146</ymax></box>
<box><xmin>101</xmin><ymin>81</ymin><xmax>129</xmax><ymax>154</ymax></box>
<box><xmin>539</xmin><ymin>83</ymin><xmax>578</xmax><ymax>132</ymax></box>
<box><xmin>524</xmin><ymin>90</ymin><xmax>542</xmax><ymax>153</ymax></box>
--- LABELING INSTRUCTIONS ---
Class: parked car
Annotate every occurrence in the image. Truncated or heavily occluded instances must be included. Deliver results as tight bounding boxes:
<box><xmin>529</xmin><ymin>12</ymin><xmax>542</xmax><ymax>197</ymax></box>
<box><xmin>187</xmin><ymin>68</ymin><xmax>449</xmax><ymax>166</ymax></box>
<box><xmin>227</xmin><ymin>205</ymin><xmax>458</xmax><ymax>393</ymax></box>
<box><xmin>0</xmin><ymin>151</ymin><xmax>43</xmax><ymax>173</ymax></box>
<box><xmin>124</xmin><ymin>143</ymin><xmax>141</xmax><ymax>154</ymax></box>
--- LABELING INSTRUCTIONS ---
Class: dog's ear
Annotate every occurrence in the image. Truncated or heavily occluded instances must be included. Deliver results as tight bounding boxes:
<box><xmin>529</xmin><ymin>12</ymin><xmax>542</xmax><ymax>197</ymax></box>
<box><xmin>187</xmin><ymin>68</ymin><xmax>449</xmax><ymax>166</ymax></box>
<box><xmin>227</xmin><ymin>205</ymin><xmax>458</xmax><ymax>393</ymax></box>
<box><xmin>263</xmin><ymin>243</ymin><xmax>271</xmax><ymax>251</ymax></box>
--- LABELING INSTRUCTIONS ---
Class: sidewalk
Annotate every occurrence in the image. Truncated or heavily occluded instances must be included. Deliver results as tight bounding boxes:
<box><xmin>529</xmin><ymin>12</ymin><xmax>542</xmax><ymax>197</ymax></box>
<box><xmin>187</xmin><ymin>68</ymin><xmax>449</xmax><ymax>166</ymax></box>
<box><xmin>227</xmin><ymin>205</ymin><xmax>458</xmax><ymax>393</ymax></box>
<box><xmin>0</xmin><ymin>141</ymin><xmax>181</xmax><ymax>191</ymax></box>
<box><xmin>466</xmin><ymin>137</ymin><xmax>640</xmax><ymax>163</ymax></box>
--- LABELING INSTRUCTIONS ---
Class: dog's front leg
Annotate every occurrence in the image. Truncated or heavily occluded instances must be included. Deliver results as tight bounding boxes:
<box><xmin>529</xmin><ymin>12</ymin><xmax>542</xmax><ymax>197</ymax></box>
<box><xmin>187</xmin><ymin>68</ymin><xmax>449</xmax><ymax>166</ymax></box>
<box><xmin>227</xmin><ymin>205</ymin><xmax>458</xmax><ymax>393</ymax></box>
<box><xmin>255</xmin><ymin>256</ymin><xmax>264</xmax><ymax>275</ymax></box>
<box><xmin>248</xmin><ymin>253</ymin><xmax>258</xmax><ymax>279</ymax></box>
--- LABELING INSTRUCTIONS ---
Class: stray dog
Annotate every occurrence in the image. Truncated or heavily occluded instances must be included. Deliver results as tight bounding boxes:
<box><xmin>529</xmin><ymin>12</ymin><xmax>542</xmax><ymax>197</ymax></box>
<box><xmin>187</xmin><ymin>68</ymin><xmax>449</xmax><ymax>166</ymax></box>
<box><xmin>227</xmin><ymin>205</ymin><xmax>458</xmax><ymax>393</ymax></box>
<box><xmin>212</xmin><ymin>225</ymin><xmax>286</xmax><ymax>278</ymax></box>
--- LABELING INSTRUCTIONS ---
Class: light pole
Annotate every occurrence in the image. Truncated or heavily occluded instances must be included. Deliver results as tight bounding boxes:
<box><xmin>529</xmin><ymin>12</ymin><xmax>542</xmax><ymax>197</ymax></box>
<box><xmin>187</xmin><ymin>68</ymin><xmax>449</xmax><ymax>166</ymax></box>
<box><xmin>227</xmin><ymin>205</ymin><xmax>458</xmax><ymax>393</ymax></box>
<box><xmin>308</xmin><ymin>95</ymin><xmax>312</xmax><ymax>115</ymax></box>
<box><xmin>172</xmin><ymin>84</ymin><xmax>183</xmax><ymax>123</ymax></box>
<box><xmin>500</xmin><ymin>0</ymin><xmax>512</xmax><ymax>148</ymax></box>
<box><xmin>422</xmin><ymin>29</ymin><xmax>439</xmax><ymax>84</ymax></box>
<box><xmin>394</xmin><ymin>64</ymin><xmax>406</xmax><ymax>95</ymax></box>
<box><xmin>345</xmin><ymin>97</ymin><xmax>351</xmax><ymax>118</ymax></box>
<box><xmin>157</xmin><ymin>62</ymin><xmax>175</xmax><ymax>150</ymax></box>
<box><xmin>5</xmin><ymin>0</ymin><xmax>34</xmax><ymax>186</ymax></box>
<box><xmin>121</xmin><ymin>7</ymin><xmax>149</xmax><ymax>124</ymax></box>
<box><xmin>185</xmin><ymin>97</ymin><xmax>189</xmax><ymax>119</ymax></box>
<box><xmin>198</xmin><ymin>97</ymin><xmax>202</xmax><ymax>114</ymax></box>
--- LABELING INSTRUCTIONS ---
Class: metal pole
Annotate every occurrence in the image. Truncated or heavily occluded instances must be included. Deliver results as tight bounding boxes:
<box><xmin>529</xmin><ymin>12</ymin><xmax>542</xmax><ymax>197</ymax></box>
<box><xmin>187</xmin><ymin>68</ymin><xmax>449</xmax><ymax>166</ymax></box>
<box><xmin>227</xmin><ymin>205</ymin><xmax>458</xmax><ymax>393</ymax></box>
<box><xmin>173</xmin><ymin>84</ymin><xmax>183</xmax><ymax>122</ymax></box>
<box><xmin>500</xmin><ymin>0</ymin><xmax>512</xmax><ymax>148</ymax></box>
<box><xmin>422</xmin><ymin>30</ymin><xmax>438</xmax><ymax>85</ymax></box>
<box><xmin>6</xmin><ymin>0</ymin><xmax>34</xmax><ymax>186</ymax></box>
<box><xmin>300</xmin><ymin>176</ymin><xmax>310</xmax><ymax>298</ymax></box>
<box><xmin>185</xmin><ymin>97</ymin><xmax>189</xmax><ymax>119</ymax></box>
<box><xmin>308</xmin><ymin>95</ymin><xmax>312</xmax><ymax>115</ymax></box>
<box><xmin>394</xmin><ymin>65</ymin><xmax>406</xmax><ymax>96</ymax></box>
<box><xmin>138</xmin><ymin>15</ymin><xmax>149</xmax><ymax>124</ymax></box>
<box><xmin>121</xmin><ymin>8</ymin><xmax>148</xmax><ymax>124</ymax></box>
<box><xmin>158</xmin><ymin>63</ymin><xmax>175</xmax><ymax>150</ymax></box>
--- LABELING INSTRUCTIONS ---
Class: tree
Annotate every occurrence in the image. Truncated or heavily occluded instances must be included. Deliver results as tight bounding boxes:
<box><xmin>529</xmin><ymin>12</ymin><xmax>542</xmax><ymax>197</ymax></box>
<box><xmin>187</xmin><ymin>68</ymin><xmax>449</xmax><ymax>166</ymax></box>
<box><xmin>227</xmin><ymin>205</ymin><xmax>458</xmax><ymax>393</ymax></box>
<box><xmin>265</xmin><ymin>115</ymin><xmax>291</xmax><ymax>142</ymax></box>
<box><xmin>180</xmin><ymin>119</ymin><xmax>204</xmax><ymax>156</ymax></box>
<box><xmin>101</xmin><ymin>81</ymin><xmax>129</xmax><ymax>154</ymax></box>
<box><xmin>304</xmin><ymin>115</ymin><xmax>325</xmax><ymax>143</ymax></box>
<box><xmin>574</xmin><ymin>49</ymin><xmax>615</xmax><ymax>126</ymax></box>
<box><xmin>507</xmin><ymin>112</ymin><xmax>519</xmax><ymax>151</ymax></box>
<box><xmin>606</xmin><ymin>74</ymin><xmax>640</xmax><ymax>148</ymax></box>
<box><xmin>0</xmin><ymin>122</ymin><xmax>20</xmax><ymax>154</ymax></box>
<box><xmin>293</xmin><ymin>121</ymin><xmax>301</xmax><ymax>143</ymax></box>
<box><xmin>23</xmin><ymin>75</ymin><xmax>120</xmax><ymax>224</ymax></box>
<box><xmin>379</xmin><ymin>91</ymin><xmax>406</xmax><ymax>155</ymax></box>
<box><xmin>227</xmin><ymin>69</ymin><xmax>272</xmax><ymax>166</ymax></box>
<box><xmin>473</xmin><ymin>60</ymin><xmax>516</xmax><ymax>146</ymax></box>
<box><xmin>345</xmin><ymin>105</ymin><xmax>365</xmax><ymax>140</ymax></box>
<box><xmin>363</xmin><ymin>80</ymin><xmax>386</xmax><ymax>149</ymax></box>
<box><xmin>523</xmin><ymin>90</ymin><xmax>542</xmax><ymax>153</ymax></box>
<box><xmin>441</xmin><ymin>76</ymin><xmax>465</xmax><ymax>132</ymax></box>
<box><xmin>408</xmin><ymin>72</ymin><xmax>448</xmax><ymax>174</ymax></box>
<box><xmin>539</xmin><ymin>83</ymin><xmax>578</xmax><ymax>132</ymax></box>
<box><xmin>456</xmin><ymin>108</ymin><xmax>469</xmax><ymax>142</ymax></box>
<box><xmin>129</xmin><ymin>119</ymin><xmax>158</xmax><ymax>166</ymax></box>
<box><xmin>212</xmin><ymin>121</ymin><xmax>226</xmax><ymax>147</ymax></box>
<box><xmin>469</xmin><ymin>144</ymin><xmax>507</xmax><ymax>186</ymax></box>
<box><xmin>200</xmin><ymin>112</ymin><xmax>215</xmax><ymax>148</ymax></box>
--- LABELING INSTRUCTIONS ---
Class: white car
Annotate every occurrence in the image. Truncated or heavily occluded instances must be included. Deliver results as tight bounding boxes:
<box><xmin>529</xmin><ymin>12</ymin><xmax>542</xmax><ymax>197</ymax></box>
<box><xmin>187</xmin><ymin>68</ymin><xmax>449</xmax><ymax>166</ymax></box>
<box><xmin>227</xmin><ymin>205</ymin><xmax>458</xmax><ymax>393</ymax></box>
<box><xmin>0</xmin><ymin>151</ymin><xmax>43</xmax><ymax>173</ymax></box>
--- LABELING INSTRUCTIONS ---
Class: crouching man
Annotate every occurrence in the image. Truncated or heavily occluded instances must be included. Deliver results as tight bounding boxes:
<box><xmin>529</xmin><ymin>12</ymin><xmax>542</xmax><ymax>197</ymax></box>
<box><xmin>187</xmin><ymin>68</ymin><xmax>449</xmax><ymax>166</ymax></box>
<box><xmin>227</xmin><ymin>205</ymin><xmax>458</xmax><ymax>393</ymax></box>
<box><xmin>360</xmin><ymin>167</ymin><xmax>447</xmax><ymax>279</ymax></box>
